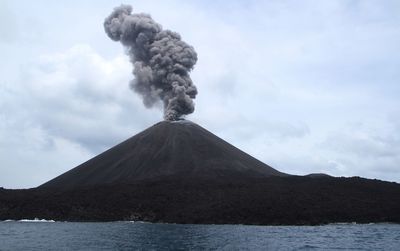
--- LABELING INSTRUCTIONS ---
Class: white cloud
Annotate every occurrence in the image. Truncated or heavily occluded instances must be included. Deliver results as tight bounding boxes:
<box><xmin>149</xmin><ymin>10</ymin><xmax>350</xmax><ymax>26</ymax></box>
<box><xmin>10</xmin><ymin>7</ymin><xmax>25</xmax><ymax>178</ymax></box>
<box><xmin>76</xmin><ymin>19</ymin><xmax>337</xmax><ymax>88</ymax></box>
<box><xmin>1</xmin><ymin>0</ymin><xmax>400</xmax><ymax>187</ymax></box>
<box><xmin>0</xmin><ymin>1</ymin><xmax>18</xmax><ymax>43</ymax></box>
<box><xmin>19</xmin><ymin>45</ymin><xmax>161</xmax><ymax>149</ymax></box>
<box><xmin>0</xmin><ymin>44</ymin><xmax>161</xmax><ymax>188</ymax></box>
<box><xmin>317</xmin><ymin>121</ymin><xmax>400</xmax><ymax>181</ymax></box>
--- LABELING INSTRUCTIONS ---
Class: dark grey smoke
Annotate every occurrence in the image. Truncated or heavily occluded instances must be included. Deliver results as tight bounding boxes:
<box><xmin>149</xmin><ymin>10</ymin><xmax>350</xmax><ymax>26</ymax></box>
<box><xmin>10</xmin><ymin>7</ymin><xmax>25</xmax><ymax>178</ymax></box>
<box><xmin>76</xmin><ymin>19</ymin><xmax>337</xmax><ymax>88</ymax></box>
<box><xmin>104</xmin><ymin>5</ymin><xmax>198</xmax><ymax>121</ymax></box>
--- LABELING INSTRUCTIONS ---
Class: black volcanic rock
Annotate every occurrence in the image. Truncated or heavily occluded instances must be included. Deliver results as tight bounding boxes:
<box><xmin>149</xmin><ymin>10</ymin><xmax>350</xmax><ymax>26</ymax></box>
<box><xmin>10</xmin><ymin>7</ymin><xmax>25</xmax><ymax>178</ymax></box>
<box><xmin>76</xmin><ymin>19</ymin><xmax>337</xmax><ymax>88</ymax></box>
<box><xmin>1</xmin><ymin>120</ymin><xmax>400</xmax><ymax>225</ymax></box>
<box><xmin>41</xmin><ymin>120</ymin><xmax>286</xmax><ymax>189</ymax></box>
<box><xmin>1</xmin><ymin>176</ymin><xmax>400</xmax><ymax>224</ymax></box>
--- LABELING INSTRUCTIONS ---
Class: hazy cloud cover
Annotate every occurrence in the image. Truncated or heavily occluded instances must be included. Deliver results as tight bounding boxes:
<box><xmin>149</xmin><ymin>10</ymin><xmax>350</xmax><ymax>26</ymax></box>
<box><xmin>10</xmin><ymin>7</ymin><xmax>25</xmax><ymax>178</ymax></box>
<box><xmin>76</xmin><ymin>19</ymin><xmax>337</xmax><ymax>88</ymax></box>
<box><xmin>1</xmin><ymin>0</ymin><xmax>399</xmax><ymax>188</ymax></box>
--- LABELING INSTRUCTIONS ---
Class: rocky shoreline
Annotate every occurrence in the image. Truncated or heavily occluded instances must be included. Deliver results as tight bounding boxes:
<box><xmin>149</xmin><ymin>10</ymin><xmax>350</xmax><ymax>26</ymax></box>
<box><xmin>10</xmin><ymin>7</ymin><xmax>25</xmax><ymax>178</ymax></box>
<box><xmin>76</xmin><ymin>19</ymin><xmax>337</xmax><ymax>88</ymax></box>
<box><xmin>1</xmin><ymin>176</ymin><xmax>400</xmax><ymax>225</ymax></box>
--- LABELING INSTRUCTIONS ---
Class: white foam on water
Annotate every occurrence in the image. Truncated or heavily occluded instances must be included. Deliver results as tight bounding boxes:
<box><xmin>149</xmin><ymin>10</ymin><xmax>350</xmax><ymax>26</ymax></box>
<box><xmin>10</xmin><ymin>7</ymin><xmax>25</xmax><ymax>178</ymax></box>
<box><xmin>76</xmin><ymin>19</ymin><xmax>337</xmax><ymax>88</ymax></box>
<box><xmin>18</xmin><ymin>218</ymin><xmax>55</xmax><ymax>223</ymax></box>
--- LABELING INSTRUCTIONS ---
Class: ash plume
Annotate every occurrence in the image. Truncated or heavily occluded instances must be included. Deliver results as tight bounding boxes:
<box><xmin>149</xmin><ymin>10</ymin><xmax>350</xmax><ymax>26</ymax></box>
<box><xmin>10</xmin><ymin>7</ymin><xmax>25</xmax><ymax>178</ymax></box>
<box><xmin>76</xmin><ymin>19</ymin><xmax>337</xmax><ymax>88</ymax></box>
<box><xmin>104</xmin><ymin>5</ymin><xmax>198</xmax><ymax>121</ymax></box>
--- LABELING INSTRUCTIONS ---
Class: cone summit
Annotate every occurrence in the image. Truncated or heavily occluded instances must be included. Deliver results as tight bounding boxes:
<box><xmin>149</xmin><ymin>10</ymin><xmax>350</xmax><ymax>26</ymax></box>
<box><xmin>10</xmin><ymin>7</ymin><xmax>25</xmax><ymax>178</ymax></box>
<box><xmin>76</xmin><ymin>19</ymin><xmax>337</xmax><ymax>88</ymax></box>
<box><xmin>41</xmin><ymin>120</ymin><xmax>286</xmax><ymax>189</ymax></box>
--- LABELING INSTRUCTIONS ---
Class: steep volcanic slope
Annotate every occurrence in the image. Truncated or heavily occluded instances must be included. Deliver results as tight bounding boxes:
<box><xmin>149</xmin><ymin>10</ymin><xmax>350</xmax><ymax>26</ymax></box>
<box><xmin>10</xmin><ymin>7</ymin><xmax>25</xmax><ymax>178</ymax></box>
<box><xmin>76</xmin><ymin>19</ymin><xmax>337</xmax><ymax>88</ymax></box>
<box><xmin>40</xmin><ymin>120</ymin><xmax>286</xmax><ymax>189</ymax></box>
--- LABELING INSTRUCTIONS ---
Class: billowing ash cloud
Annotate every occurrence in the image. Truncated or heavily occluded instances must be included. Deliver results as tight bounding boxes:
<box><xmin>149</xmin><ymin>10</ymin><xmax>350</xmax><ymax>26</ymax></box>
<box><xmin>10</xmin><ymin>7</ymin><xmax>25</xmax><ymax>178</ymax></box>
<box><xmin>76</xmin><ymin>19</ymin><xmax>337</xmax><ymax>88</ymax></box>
<box><xmin>104</xmin><ymin>5</ymin><xmax>198</xmax><ymax>121</ymax></box>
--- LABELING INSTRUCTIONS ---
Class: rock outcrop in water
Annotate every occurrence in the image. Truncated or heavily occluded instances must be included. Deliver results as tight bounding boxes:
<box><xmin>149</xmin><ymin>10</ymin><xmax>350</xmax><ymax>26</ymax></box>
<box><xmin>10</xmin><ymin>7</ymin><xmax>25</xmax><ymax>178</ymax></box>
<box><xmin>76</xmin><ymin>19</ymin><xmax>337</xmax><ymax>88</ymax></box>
<box><xmin>1</xmin><ymin>121</ymin><xmax>400</xmax><ymax>225</ymax></box>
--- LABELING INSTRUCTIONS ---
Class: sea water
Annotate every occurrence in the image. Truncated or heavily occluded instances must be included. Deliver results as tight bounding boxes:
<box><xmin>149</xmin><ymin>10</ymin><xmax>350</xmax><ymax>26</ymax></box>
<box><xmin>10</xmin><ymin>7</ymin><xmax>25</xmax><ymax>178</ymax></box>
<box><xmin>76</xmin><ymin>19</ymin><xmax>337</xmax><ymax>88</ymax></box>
<box><xmin>0</xmin><ymin>221</ymin><xmax>399</xmax><ymax>250</ymax></box>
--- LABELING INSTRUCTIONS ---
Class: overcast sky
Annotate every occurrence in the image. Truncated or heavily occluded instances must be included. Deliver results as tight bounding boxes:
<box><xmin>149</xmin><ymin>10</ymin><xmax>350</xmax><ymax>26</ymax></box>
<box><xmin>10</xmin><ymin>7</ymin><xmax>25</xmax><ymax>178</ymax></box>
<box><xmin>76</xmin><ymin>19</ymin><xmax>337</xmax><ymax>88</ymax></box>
<box><xmin>1</xmin><ymin>0</ymin><xmax>399</xmax><ymax>188</ymax></box>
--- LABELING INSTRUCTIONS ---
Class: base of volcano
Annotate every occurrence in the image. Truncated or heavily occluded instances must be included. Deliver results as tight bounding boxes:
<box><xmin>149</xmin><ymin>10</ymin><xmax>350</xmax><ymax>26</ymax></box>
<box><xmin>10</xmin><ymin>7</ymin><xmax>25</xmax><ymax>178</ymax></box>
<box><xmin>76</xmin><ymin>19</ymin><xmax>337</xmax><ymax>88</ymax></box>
<box><xmin>1</xmin><ymin>175</ymin><xmax>400</xmax><ymax>225</ymax></box>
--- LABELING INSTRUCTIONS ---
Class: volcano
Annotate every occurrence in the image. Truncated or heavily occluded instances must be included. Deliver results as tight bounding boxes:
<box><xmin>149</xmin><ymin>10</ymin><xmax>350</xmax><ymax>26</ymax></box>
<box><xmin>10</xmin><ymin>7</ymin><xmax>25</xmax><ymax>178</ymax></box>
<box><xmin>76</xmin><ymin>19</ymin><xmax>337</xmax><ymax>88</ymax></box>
<box><xmin>41</xmin><ymin>120</ymin><xmax>286</xmax><ymax>189</ymax></box>
<box><xmin>2</xmin><ymin>121</ymin><xmax>400</xmax><ymax>225</ymax></box>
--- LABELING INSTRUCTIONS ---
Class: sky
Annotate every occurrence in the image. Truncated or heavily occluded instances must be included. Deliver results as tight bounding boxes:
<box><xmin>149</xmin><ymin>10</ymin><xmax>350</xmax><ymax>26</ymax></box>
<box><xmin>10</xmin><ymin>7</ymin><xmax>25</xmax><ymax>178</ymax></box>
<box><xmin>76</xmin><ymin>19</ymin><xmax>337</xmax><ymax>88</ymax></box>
<box><xmin>1</xmin><ymin>0</ymin><xmax>399</xmax><ymax>188</ymax></box>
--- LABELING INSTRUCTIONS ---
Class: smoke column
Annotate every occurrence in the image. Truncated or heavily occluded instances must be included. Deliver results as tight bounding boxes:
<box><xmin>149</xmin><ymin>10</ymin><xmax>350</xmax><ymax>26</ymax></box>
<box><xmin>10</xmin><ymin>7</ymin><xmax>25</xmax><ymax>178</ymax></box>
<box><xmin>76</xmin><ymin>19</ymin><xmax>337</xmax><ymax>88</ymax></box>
<box><xmin>104</xmin><ymin>5</ymin><xmax>198</xmax><ymax>121</ymax></box>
